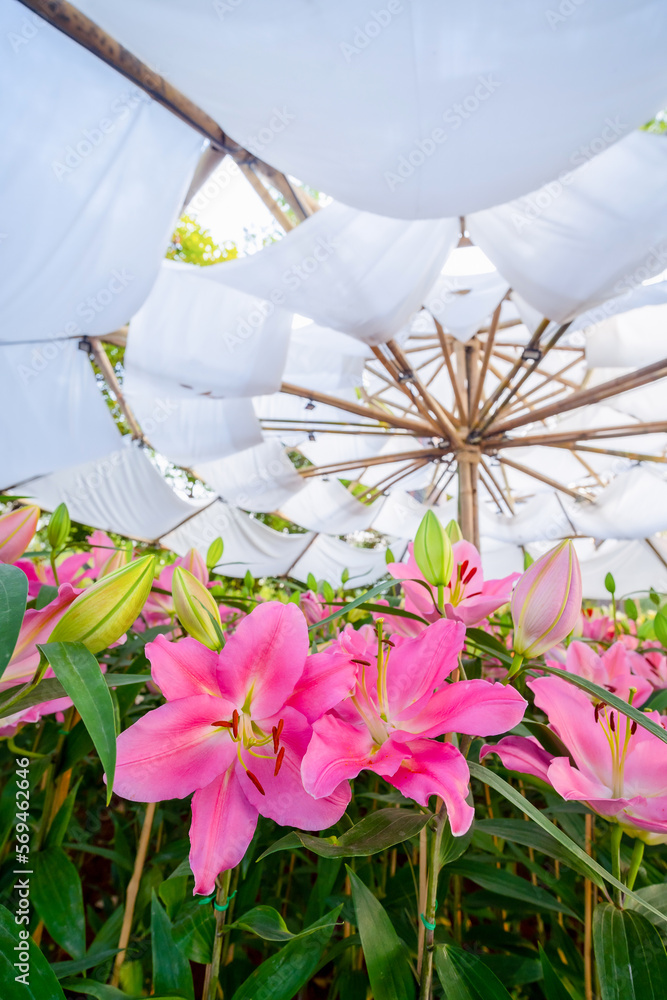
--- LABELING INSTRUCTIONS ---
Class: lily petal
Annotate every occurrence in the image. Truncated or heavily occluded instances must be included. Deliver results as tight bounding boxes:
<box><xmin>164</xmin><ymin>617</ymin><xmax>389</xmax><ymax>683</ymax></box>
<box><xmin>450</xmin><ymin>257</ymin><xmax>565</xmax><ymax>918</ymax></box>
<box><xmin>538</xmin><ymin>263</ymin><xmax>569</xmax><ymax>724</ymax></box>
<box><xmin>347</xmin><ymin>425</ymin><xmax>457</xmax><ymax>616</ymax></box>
<box><xmin>288</xmin><ymin>650</ymin><xmax>357</xmax><ymax>723</ymax></box>
<box><xmin>147</xmin><ymin>634</ymin><xmax>222</xmax><ymax>699</ymax></box>
<box><xmin>384</xmin><ymin>738</ymin><xmax>474</xmax><ymax>835</ymax></box>
<box><xmin>480</xmin><ymin>735</ymin><xmax>555</xmax><ymax>783</ymax></box>
<box><xmin>189</xmin><ymin>766</ymin><xmax>258</xmax><ymax>896</ymax></box>
<box><xmin>396</xmin><ymin>679</ymin><xmax>527</xmax><ymax>737</ymax></box>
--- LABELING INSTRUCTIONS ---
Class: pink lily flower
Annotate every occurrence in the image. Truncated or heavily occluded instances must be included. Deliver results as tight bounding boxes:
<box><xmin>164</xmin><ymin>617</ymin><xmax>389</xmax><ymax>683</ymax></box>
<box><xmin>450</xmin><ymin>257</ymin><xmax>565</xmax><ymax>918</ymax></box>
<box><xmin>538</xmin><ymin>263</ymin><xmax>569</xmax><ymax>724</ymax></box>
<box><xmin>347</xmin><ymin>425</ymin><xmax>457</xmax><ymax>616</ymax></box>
<box><xmin>301</xmin><ymin>619</ymin><xmax>527</xmax><ymax>835</ymax></box>
<box><xmin>481</xmin><ymin>676</ymin><xmax>667</xmax><ymax>844</ymax></box>
<box><xmin>629</xmin><ymin>642</ymin><xmax>667</xmax><ymax>689</ymax></box>
<box><xmin>386</xmin><ymin>541</ymin><xmax>518</xmax><ymax>636</ymax></box>
<box><xmin>113</xmin><ymin>602</ymin><xmax>351</xmax><ymax>895</ymax></box>
<box><xmin>549</xmin><ymin>640</ymin><xmax>653</xmax><ymax>707</ymax></box>
<box><xmin>300</xmin><ymin>591</ymin><xmax>335</xmax><ymax>627</ymax></box>
<box><xmin>141</xmin><ymin>548</ymin><xmax>210</xmax><ymax>628</ymax></box>
<box><xmin>15</xmin><ymin>552</ymin><xmax>94</xmax><ymax>600</ymax></box>
<box><xmin>0</xmin><ymin>505</ymin><xmax>40</xmax><ymax>564</ymax></box>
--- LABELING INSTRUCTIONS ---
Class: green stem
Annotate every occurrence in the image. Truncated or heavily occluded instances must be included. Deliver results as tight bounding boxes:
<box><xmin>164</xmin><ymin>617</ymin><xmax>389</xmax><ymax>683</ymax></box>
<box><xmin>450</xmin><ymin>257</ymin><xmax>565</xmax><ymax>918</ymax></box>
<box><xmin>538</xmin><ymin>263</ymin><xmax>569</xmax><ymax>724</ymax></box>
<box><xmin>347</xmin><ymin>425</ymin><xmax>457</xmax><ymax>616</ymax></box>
<box><xmin>50</xmin><ymin>550</ymin><xmax>60</xmax><ymax>587</ymax></box>
<box><xmin>436</xmin><ymin>585</ymin><xmax>444</xmax><ymax>616</ymax></box>
<box><xmin>418</xmin><ymin>807</ymin><xmax>447</xmax><ymax>1000</ymax></box>
<box><xmin>504</xmin><ymin>651</ymin><xmax>524</xmax><ymax>684</ymax></box>
<box><xmin>626</xmin><ymin>839</ymin><xmax>645</xmax><ymax>892</ymax></box>
<box><xmin>612</xmin><ymin>594</ymin><xmax>617</xmax><ymax>637</ymax></box>
<box><xmin>610</xmin><ymin>825</ymin><xmax>623</xmax><ymax>906</ymax></box>
<box><xmin>204</xmin><ymin>868</ymin><xmax>233</xmax><ymax>1000</ymax></box>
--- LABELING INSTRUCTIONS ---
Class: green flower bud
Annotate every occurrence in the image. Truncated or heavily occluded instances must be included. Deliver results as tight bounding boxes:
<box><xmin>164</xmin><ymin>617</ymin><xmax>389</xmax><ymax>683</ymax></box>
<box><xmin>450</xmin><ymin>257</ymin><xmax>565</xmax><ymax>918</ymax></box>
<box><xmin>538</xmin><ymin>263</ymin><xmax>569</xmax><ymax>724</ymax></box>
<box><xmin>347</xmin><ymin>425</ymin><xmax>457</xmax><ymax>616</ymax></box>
<box><xmin>444</xmin><ymin>519</ymin><xmax>463</xmax><ymax>544</ymax></box>
<box><xmin>206</xmin><ymin>536</ymin><xmax>224</xmax><ymax>570</ymax></box>
<box><xmin>413</xmin><ymin>510</ymin><xmax>454</xmax><ymax>587</ymax></box>
<box><xmin>49</xmin><ymin>554</ymin><xmax>155</xmax><ymax>654</ymax></box>
<box><xmin>172</xmin><ymin>567</ymin><xmax>223</xmax><ymax>651</ymax></box>
<box><xmin>47</xmin><ymin>503</ymin><xmax>71</xmax><ymax>551</ymax></box>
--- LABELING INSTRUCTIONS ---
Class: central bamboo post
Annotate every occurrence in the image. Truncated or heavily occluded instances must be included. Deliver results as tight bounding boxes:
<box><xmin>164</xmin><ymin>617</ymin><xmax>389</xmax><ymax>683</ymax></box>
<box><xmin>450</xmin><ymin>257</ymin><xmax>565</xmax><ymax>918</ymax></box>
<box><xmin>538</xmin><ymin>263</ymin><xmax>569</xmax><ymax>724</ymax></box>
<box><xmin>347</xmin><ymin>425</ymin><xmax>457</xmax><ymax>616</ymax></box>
<box><xmin>457</xmin><ymin>448</ymin><xmax>480</xmax><ymax>547</ymax></box>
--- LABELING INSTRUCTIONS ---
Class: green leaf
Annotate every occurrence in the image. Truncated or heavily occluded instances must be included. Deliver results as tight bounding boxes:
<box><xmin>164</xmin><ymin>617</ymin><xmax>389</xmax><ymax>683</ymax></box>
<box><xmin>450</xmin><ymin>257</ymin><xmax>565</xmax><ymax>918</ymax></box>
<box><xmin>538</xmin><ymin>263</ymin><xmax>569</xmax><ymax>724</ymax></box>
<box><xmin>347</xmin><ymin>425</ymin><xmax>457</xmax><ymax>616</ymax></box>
<box><xmin>534</xmin><ymin>664</ymin><xmax>667</xmax><ymax>747</ymax></box>
<box><xmin>465</xmin><ymin>627</ymin><xmax>512</xmax><ymax>665</ymax></box>
<box><xmin>32</xmin><ymin>846</ymin><xmax>85</xmax><ymax>958</ymax></box>
<box><xmin>258</xmin><ymin>807</ymin><xmax>431</xmax><ymax>861</ymax></box>
<box><xmin>347</xmin><ymin>869</ymin><xmax>414</xmax><ymax>1000</ymax></box>
<box><xmin>538</xmin><ymin>945</ymin><xmax>576</xmax><ymax>999</ymax></box>
<box><xmin>593</xmin><ymin>903</ymin><xmax>667</xmax><ymax>1000</ymax></box>
<box><xmin>469</xmin><ymin>762</ymin><xmax>667</xmax><ymax>922</ymax></box>
<box><xmin>440</xmin><ymin>815</ymin><xmax>474</xmax><ymax>866</ymax></box>
<box><xmin>307</xmin><ymin>572</ymin><xmax>318</xmax><ymax>591</ymax></box>
<box><xmin>475</xmin><ymin>819</ymin><xmax>596</xmax><ymax>881</ymax></box>
<box><xmin>0</xmin><ymin>902</ymin><xmax>66</xmax><ymax>1000</ymax></box>
<box><xmin>39</xmin><ymin>641</ymin><xmax>116</xmax><ymax>801</ymax></box>
<box><xmin>51</xmin><ymin>949</ymin><xmax>119</xmax><ymax>979</ymax></box>
<box><xmin>35</xmin><ymin>583</ymin><xmax>59</xmax><ymax>609</ymax></box>
<box><xmin>624</xmin><ymin>598</ymin><xmax>638</xmax><ymax>621</ymax></box>
<box><xmin>60</xmin><ymin>980</ymin><xmax>184</xmax><ymax>1000</ymax></box>
<box><xmin>309</xmin><ymin>578</ymin><xmax>395</xmax><ymax>631</ymax></box>
<box><xmin>45</xmin><ymin>780</ymin><xmax>80</xmax><ymax>848</ymax></box>
<box><xmin>605</xmin><ymin>572</ymin><xmax>616</xmax><ymax>594</ymax></box>
<box><xmin>0</xmin><ymin>563</ymin><xmax>28</xmax><ymax>680</ymax></box>
<box><xmin>0</xmin><ymin>671</ymin><xmax>150</xmax><ymax>717</ymax></box>
<box><xmin>151</xmin><ymin>890</ymin><xmax>194</xmax><ymax>1000</ymax></box>
<box><xmin>654</xmin><ymin>610</ymin><xmax>667</xmax><ymax>648</ymax></box>
<box><xmin>230</xmin><ymin>906</ymin><xmax>342</xmax><ymax>1000</ymax></box>
<box><xmin>625</xmin><ymin>883</ymin><xmax>667</xmax><ymax>933</ymax></box>
<box><xmin>335</xmin><ymin>601</ymin><xmax>429</xmax><ymax>624</ymax></box>
<box><xmin>228</xmin><ymin>904</ymin><xmax>339</xmax><ymax>942</ymax></box>
<box><xmin>435</xmin><ymin>944</ymin><xmax>513</xmax><ymax>999</ymax></box>
<box><xmin>449</xmin><ymin>859</ymin><xmax>578</xmax><ymax>919</ymax></box>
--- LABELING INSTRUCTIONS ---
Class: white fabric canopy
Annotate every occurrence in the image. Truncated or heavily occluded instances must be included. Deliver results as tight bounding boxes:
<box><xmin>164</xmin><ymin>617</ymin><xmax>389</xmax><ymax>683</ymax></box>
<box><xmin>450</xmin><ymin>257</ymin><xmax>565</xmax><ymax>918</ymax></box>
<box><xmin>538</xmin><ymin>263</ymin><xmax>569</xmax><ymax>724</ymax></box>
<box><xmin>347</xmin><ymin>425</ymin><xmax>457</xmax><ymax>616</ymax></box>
<box><xmin>280</xmin><ymin>478</ymin><xmax>379</xmax><ymax>534</ymax></box>
<box><xmin>568</xmin><ymin>468</ymin><xmax>667</xmax><ymax>539</ymax></box>
<box><xmin>586</xmin><ymin>302</ymin><xmax>667</xmax><ymax>368</ymax></box>
<box><xmin>195</xmin><ymin>440</ymin><xmax>304</xmax><ymax>512</ymax></box>
<box><xmin>209</xmin><ymin>202</ymin><xmax>458</xmax><ymax>343</ymax></box>
<box><xmin>284</xmin><ymin>321</ymin><xmax>369</xmax><ymax>391</ymax></box>
<box><xmin>289</xmin><ymin>534</ymin><xmax>391</xmax><ymax>590</ymax></box>
<box><xmin>76</xmin><ymin>0</ymin><xmax>667</xmax><ymax>218</ymax></box>
<box><xmin>468</xmin><ymin>132</ymin><xmax>667</xmax><ymax>323</ymax></box>
<box><xmin>0</xmin><ymin>0</ymin><xmax>202</xmax><ymax>343</ymax></box>
<box><xmin>125</xmin><ymin>261</ymin><xmax>293</xmax><ymax>398</ymax></box>
<box><xmin>19</xmin><ymin>442</ymin><xmax>207</xmax><ymax>540</ymax></box>
<box><xmin>0</xmin><ymin>341</ymin><xmax>121</xmax><ymax>489</ymax></box>
<box><xmin>571</xmin><ymin>538</ymin><xmax>667</xmax><ymax>600</ymax></box>
<box><xmin>161</xmin><ymin>500</ymin><xmax>314</xmax><ymax>578</ymax></box>
<box><xmin>123</xmin><ymin>369</ymin><xmax>262</xmax><ymax>467</ymax></box>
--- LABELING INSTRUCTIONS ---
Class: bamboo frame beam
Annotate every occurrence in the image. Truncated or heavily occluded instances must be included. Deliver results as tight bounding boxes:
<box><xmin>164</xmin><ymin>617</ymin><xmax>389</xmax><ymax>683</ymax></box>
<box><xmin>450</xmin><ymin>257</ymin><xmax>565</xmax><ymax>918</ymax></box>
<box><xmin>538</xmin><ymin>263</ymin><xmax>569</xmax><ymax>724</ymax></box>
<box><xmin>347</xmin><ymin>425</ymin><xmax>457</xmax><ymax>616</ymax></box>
<box><xmin>552</xmin><ymin>443</ymin><xmax>667</xmax><ymax>464</ymax></box>
<box><xmin>497</xmin><ymin>455</ymin><xmax>591</xmax><ymax>501</ymax></box>
<box><xmin>470</xmin><ymin>299</ymin><xmax>503</xmax><ymax>419</ymax></box>
<box><xmin>480</xmin><ymin>457</ymin><xmax>514</xmax><ymax>515</ymax></box>
<box><xmin>280</xmin><ymin>383</ymin><xmax>437</xmax><ymax>436</ymax></box>
<box><xmin>474</xmin><ymin>317</ymin><xmax>550</xmax><ymax>428</ymax></box>
<box><xmin>432</xmin><ymin>317</ymin><xmax>467</xmax><ymax>424</ymax></box>
<box><xmin>386</xmin><ymin>338</ymin><xmax>464</xmax><ymax>445</ymax></box>
<box><xmin>87</xmin><ymin>337</ymin><xmax>142</xmax><ymax>439</ymax></box>
<box><xmin>487</xmin><ymin>421</ymin><xmax>667</xmax><ymax>450</ymax></box>
<box><xmin>299</xmin><ymin>446</ymin><xmax>445</xmax><ymax>478</ymax></box>
<box><xmin>370</xmin><ymin>346</ymin><xmax>443</xmax><ymax>435</ymax></box>
<box><xmin>238</xmin><ymin>163</ymin><xmax>295</xmax><ymax>231</ymax></box>
<box><xmin>489</xmin><ymin>358</ymin><xmax>667</xmax><ymax>436</ymax></box>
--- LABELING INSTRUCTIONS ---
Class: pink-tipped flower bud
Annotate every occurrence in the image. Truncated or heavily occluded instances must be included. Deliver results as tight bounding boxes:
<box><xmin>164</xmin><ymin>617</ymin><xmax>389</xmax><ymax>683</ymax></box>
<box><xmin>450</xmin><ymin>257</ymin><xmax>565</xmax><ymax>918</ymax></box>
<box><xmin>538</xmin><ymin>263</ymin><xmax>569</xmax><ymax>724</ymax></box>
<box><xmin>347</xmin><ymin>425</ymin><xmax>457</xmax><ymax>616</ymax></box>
<box><xmin>413</xmin><ymin>510</ymin><xmax>453</xmax><ymax>588</ymax></box>
<box><xmin>0</xmin><ymin>505</ymin><xmax>40</xmax><ymax>564</ymax></box>
<box><xmin>511</xmin><ymin>540</ymin><xmax>582</xmax><ymax>658</ymax></box>
<box><xmin>177</xmin><ymin>547</ymin><xmax>209</xmax><ymax>584</ymax></box>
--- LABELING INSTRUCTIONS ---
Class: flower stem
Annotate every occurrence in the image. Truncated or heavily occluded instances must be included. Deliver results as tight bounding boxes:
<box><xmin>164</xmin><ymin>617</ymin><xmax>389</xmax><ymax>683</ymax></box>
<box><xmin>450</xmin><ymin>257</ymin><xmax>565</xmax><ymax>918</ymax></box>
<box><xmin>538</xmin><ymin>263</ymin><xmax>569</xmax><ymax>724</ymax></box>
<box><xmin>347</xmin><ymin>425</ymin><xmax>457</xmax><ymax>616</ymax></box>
<box><xmin>436</xmin><ymin>585</ymin><xmax>444</xmax><ymax>615</ymax></box>
<box><xmin>626</xmin><ymin>838</ymin><xmax>645</xmax><ymax>892</ymax></box>
<box><xmin>504</xmin><ymin>651</ymin><xmax>524</xmax><ymax>683</ymax></box>
<box><xmin>610</xmin><ymin>824</ymin><xmax>623</xmax><ymax>906</ymax></box>
<box><xmin>418</xmin><ymin>806</ymin><xmax>447</xmax><ymax>1000</ymax></box>
<box><xmin>204</xmin><ymin>868</ymin><xmax>232</xmax><ymax>1000</ymax></box>
<box><xmin>111</xmin><ymin>801</ymin><xmax>157</xmax><ymax>987</ymax></box>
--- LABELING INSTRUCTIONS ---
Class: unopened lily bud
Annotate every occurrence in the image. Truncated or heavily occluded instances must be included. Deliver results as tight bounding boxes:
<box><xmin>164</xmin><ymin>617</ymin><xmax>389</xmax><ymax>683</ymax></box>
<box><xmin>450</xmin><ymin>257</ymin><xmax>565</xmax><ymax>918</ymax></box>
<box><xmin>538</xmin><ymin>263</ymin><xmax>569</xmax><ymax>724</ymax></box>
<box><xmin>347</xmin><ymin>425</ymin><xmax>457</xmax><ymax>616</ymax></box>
<box><xmin>99</xmin><ymin>548</ymin><xmax>129</xmax><ymax>578</ymax></box>
<box><xmin>0</xmin><ymin>504</ymin><xmax>40</xmax><ymax>564</ymax></box>
<box><xmin>445</xmin><ymin>519</ymin><xmax>463</xmax><ymax>544</ymax></box>
<box><xmin>206</xmin><ymin>537</ymin><xmax>224</xmax><ymax>571</ymax></box>
<box><xmin>49</xmin><ymin>554</ymin><xmax>155</xmax><ymax>653</ymax></box>
<box><xmin>413</xmin><ymin>510</ymin><xmax>453</xmax><ymax>588</ymax></box>
<box><xmin>47</xmin><ymin>503</ymin><xmax>70</xmax><ymax>551</ymax></box>
<box><xmin>511</xmin><ymin>540</ymin><xmax>582</xmax><ymax>658</ymax></box>
<box><xmin>178</xmin><ymin>547</ymin><xmax>208</xmax><ymax>583</ymax></box>
<box><xmin>172</xmin><ymin>566</ymin><xmax>223</xmax><ymax>651</ymax></box>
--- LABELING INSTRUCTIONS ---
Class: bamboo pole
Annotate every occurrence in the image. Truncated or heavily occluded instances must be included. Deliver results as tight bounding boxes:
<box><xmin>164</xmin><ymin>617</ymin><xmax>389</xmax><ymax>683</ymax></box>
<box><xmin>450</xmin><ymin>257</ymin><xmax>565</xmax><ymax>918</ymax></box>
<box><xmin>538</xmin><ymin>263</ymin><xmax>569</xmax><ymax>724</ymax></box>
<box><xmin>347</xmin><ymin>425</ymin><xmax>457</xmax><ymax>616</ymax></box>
<box><xmin>457</xmin><ymin>451</ymin><xmax>480</xmax><ymax>546</ymax></box>
<box><xmin>238</xmin><ymin>164</ymin><xmax>295</xmax><ymax>231</ymax></box>
<box><xmin>387</xmin><ymin>339</ymin><xmax>464</xmax><ymax>445</ymax></box>
<box><xmin>111</xmin><ymin>802</ymin><xmax>157</xmax><ymax>987</ymax></box>
<box><xmin>470</xmin><ymin>300</ymin><xmax>503</xmax><ymax>419</ymax></box>
<box><xmin>371</xmin><ymin>346</ymin><xmax>444</xmax><ymax>435</ymax></box>
<box><xmin>299</xmin><ymin>447</ymin><xmax>444</xmax><ymax>478</ymax></box>
<box><xmin>497</xmin><ymin>456</ymin><xmax>590</xmax><ymax>501</ymax></box>
<box><xmin>280</xmin><ymin>383</ymin><xmax>437</xmax><ymax>436</ymax></box>
<box><xmin>432</xmin><ymin>318</ymin><xmax>467</xmax><ymax>422</ymax></box>
<box><xmin>552</xmin><ymin>443</ymin><xmax>667</xmax><ymax>464</ymax></box>
<box><xmin>489</xmin><ymin>358</ymin><xmax>667</xmax><ymax>436</ymax></box>
<box><xmin>486</xmin><ymin>421</ymin><xmax>667</xmax><ymax>449</ymax></box>
<box><xmin>474</xmin><ymin>317</ymin><xmax>550</xmax><ymax>427</ymax></box>
<box><xmin>88</xmin><ymin>338</ymin><xmax>143</xmax><ymax>439</ymax></box>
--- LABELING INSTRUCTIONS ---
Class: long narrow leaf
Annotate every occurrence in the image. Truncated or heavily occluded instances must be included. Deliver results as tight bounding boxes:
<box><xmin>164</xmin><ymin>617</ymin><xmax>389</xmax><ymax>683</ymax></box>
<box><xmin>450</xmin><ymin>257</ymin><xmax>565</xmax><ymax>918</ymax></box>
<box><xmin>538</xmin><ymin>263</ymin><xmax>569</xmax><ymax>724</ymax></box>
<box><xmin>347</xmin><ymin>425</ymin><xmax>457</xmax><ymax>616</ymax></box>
<box><xmin>308</xmin><ymin>579</ymin><xmax>395</xmax><ymax>631</ymax></box>
<box><xmin>0</xmin><ymin>563</ymin><xmax>28</xmax><ymax>680</ymax></box>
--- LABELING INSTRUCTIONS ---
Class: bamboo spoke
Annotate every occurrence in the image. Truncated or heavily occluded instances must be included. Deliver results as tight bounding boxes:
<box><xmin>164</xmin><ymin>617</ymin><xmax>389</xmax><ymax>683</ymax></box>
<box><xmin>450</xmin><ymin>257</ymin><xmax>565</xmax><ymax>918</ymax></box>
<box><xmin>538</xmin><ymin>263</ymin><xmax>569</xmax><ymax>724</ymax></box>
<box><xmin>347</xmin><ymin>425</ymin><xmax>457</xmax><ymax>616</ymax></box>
<box><xmin>497</xmin><ymin>455</ymin><xmax>591</xmax><ymax>501</ymax></box>
<box><xmin>281</xmin><ymin>383</ymin><xmax>437</xmax><ymax>436</ymax></box>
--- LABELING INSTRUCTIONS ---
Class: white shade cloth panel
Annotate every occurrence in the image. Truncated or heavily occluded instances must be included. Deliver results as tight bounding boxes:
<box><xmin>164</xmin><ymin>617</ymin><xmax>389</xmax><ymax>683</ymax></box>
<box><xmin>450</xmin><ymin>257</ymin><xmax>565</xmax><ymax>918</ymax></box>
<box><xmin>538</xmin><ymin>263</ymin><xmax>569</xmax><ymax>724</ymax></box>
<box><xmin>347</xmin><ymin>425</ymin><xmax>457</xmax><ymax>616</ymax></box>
<box><xmin>585</xmin><ymin>302</ymin><xmax>667</xmax><ymax>368</ymax></box>
<box><xmin>574</xmin><ymin>278</ymin><xmax>667</xmax><ymax>337</ymax></box>
<box><xmin>467</xmin><ymin>132</ymin><xmax>667</xmax><ymax>323</ymax></box>
<box><xmin>123</xmin><ymin>369</ymin><xmax>262</xmax><ymax>467</ymax></box>
<box><xmin>0</xmin><ymin>341</ymin><xmax>121</xmax><ymax>489</ymax></box>
<box><xmin>424</xmin><ymin>267</ymin><xmax>510</xmax><ymax>343</ymax></box>
<box><xmin>289</xmin><ymin>535</ymin><xmax>392</xmax><ymax>591</ymax></box>
<box><xmin>160</xmin><ymin>500</ymin><xmax>315</xmax><ymax>578</ymax></box>
<box><xmin>570</xmin><ymin>538</ymin><xmax>667</xmax><ymax>600</ymax></box>
<box><xmin>195</xmin><ymin>441</ymin><xmax>304</xmax><ymax>513</ymax></box>
<box><xmin>207</xmin><ymin>202</ymin><xmax>458</xmax><ymax>344</ymax></box>
<box><xmin>567</xmin><ymin>469</ymin><xmax>667</xmax><ymax>539</ymax></box>
<box><xmin>125</xmin><ymin>261</ymin><xmax>293</xmax><ymax>398</ymax></box>
<box><xmin>0</xmin><ymin>0</ymin><xmax>203</xmax><ymax>344</ymax></box>
<box><xmin>279</xmin><ymin>479</ymin><xmax>379</xmax><ymax>534</ymax></box>
<box><xmin>284</xmin><ymin>321</ymin><xmax>369</xmax><ymax>391</ymax></box>
<box><xmin>76</xmin><ymin>0</ymin><xmax>667</xmax><ymax>219</ymax></box>
<box><xmin>19</xmin><ymin>442</ymin><xmax>207</xmax><ymax>541</ymax></box>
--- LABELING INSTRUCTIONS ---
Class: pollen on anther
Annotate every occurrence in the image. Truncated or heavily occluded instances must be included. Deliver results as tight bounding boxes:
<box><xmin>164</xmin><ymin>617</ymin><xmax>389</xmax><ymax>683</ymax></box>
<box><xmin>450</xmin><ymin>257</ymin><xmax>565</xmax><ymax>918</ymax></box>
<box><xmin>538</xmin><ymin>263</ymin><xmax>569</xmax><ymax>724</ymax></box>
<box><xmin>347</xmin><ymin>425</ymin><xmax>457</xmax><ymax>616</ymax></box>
<box><xmin>351</xmin><ymin>658</ymin><xmax>371</xmax><ymax>666</ymax></box>
<box><xmin>246</xmin><ymin>770</ymin><xmax>265</xmax><ymax>795</ymax></box>
<box><xmin>272</xmin><ymin>726</ymin><xmax>279</xmax><ymax>754</ymax></box>
<box><xmin>232</xmin><ymin>709</ymin><xmax>239</xmax><ymax>738</ymax></box>
<box><xmin>609</xmin><ymin>712</ymin><xmax>616</xmax><ymax>732</ymax></box>
<box><xmin>630</xmin><ymin>720</ymin><xmax>638</xmax><ymax>735</ymax></box>
<box><xmin>274</xmin><ymin>746</ymin><xmax>285</xmax><ymax>776</ymax></box>
<box><xmin>211</xmin><ymin>719</ymin><xmax>232</xmax><ymax>728</ymax></box>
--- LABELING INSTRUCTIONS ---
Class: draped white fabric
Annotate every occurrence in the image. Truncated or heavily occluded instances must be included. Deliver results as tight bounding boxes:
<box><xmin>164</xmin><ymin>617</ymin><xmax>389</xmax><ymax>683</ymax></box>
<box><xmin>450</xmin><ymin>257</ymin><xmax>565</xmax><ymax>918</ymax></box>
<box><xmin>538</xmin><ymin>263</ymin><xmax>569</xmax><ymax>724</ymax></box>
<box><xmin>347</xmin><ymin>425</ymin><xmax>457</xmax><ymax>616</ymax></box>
<box><xmin>289</xmin><ymin>534</ymin><xmax>390</xmax><ymax>590</ymax></box>
<box><xmin>125</xmin><ymin>261</ymin><xmax>293</xmax><ymax>398</ymax></box>
<box><xmin>123</xmin><ymin>370</ymin><xmax>262</xmax><ymax>467</ymax></box>
<box><xmin>160</xmin><ymin>500</ymin><xmax>314</xmax><ymax>578</ymax></box>
<box><xmin>0</xmin><ymin>0</ymin><xmax>202</xmax><ymax>344</ymax></box>
<box><xmin>480</xmin><ymin>493</ymin><xmax>572</xmax><ymax>546</ymax></box>
<box><xmin>284</xmin><ymin>321</ymin><xmax>369</xmax><ymax>391</ymax></box>
<box><xmin>568</xmin><ymin>469</ymin><xmax>667</xmax><ymax>539</ymax></box>
<box><xmin>468</xmin><ymin>133</ymin><xmax>667</xmax><ymax>323</ymax></box>
<box><xmin>76</xmin><ymin>0</ymin><xmax>667</xmax><ymax>218</ymax></box>
<box><xmin>280</xmin><ymin>479</ymin><xmax>379</xmax><ymax>534</ymax></box>
<box><xmin>19</xmin><ymin>443</ymin><xmax>207</xmax><ymax>540</ymax></box>
<box><xmin>208</xmin><ymin>202</ymin><xmax>458</xmax><ymax>343</ymax></box>
<box><xmin>195</xmin><ymin>441</ymin><xmax>304</xmax><ymax>512</ymax></box>
<box><xmin>585</xmin><ymin>302</ymin><xmax>667</xmax><ymax>368</ymax></box>
<box><xmin>571</xmin><ymin>538</ymin><xmax>667</xmax><ymax>600</ymax></box>
<box><xmin>0</xmin><ymin>341</ymin><xmax>121</xmax><ymax>489</ymax></box>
